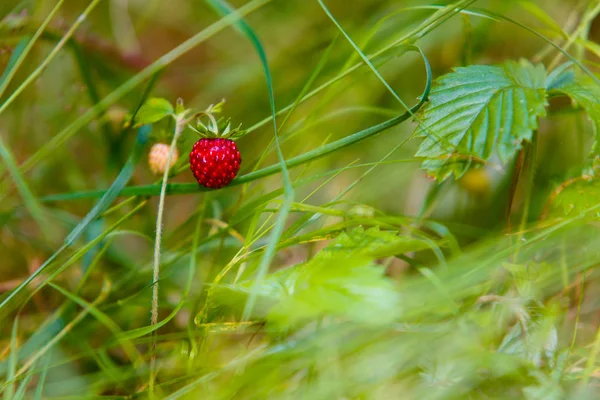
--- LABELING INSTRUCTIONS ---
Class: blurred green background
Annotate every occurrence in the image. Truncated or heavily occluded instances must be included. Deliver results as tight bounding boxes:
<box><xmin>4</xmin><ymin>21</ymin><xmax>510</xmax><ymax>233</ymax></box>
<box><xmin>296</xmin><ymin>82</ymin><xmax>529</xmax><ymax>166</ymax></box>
<box><xmin>1</xmin><ymin>0</ymin><xmax>600</xmax><ymax>398</ymax></box>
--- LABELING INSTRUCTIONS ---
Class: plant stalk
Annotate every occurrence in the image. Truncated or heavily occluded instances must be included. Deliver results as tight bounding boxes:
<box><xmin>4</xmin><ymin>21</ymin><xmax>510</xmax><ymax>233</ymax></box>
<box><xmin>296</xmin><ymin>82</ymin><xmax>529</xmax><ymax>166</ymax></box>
<box><xmin>150</xmin><ymin>114</ymin><xmax>185</xmax><ymax>394</ymax></box>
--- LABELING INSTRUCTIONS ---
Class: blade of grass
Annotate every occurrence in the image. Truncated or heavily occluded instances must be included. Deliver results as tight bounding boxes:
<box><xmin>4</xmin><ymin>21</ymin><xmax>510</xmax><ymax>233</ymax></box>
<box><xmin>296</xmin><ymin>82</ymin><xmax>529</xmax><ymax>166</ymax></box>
<box><xmin>0</xmin><ymin>200</ymin><xmax>147</xmax><ymax>325</ymax></box>
<box><xmin>47</xmin><ymin>282</ymin><xmax>144</xmax><ymax>371</ymax></box>
<box><xmin>207</xmin><ymin>0</ymin><xmax>294</xmax><ymax>321</ymax></box>
<box><xmin>16</xmin><ymin>0</ymin><xmax>272</xmax><ymax>176</ymax></box>
<box><xmin>0</xmin><ymin>0</ymin><xmax>101</xmax><ymax>116</ymax></box>
<box><xmin>243</xmin><ymin>0</ymin><xmax>475</xmax><ymax>135</ymax></box>
<box><xmin>318</xmin><ymin>0</ymin><xmax>412</xmax><ymax>112</ymax></box>
<box><xmin>41</xmin><ymin>43</ymin><xmax>432</xmax><ymax>203</ymax></box>
<box><xmin>33</xmin><ymin>356</ymin><xmax>50</xmax><ymax>400</ymax></box>
<box><xmin>320</xmin><ymin>1</ymin><xmax>487</xmax><ymax>156</ymax></box>
<box><xmin>4</xmin><ymin>315</ymin><xmax>19</xmax><ymax>400</ymax></box>
<box><xmin>0</xmin><ymin>281</ymin><xmax>112</xmax><ymax>392</ymax></box>
<box><xmin>0</xmin><ymin>36</ymin><xmax>28</xmax><ymax>88</ymax></box>
<box><xmin>243</xmin><ymin>33</ymin><xmax>339</xmax><ymax>193</ymax></box>
<box><xmin>0</xmin><ymin>0</ymin><xmax>65</xmax><ymax>100</ymax></box>
<box><xmin>65</xmin><ymin>125</ymin><xmax>151</xmax><ymax>245</ymax></box>
<box><xmin>0</xmin><ymin>133</ymin><xmax>50</xmax><ymax>238</ymax></box>
<box><xmin>0</xmin><ymin>122</ymin><xmax>150</xmax><ymax>325</ymax></box>
<box><xmin>12</xmin><ymin>364</ymin><xmax>34</xmax><ymax>400</ymax></box>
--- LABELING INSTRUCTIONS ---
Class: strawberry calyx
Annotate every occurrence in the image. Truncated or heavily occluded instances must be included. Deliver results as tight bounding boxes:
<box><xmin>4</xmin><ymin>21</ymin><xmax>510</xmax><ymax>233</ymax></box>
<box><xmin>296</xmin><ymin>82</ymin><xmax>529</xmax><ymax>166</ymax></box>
<box><xmin>186</xmin><ymin>100</ymin><xmax>246</xmax><ymax>140</ymax></box>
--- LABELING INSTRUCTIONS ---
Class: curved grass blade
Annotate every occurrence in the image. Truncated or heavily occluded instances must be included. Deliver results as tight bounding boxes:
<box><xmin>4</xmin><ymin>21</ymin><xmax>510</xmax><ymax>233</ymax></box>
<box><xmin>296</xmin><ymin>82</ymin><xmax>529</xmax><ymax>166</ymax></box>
<box><xmin>317</xmin><ymin>2</ymin><xmax>458</xmax><ymax>157</ymax></box>
<box><xmin>245</xmin><ymin>33</ymin><xmax>339</xmax><ymax>181</ymax></box>
<box><xmin>42</xmin><ymin>47</ymin><xmax>432</xmax><ymax>203</ymax></box>
<box><xmin>207</xmin><ymin>0</ymin><xmax>294</xmax><ymax>322</ymax></box>
<box><xmin>242</xmin><ymin>0</ymin><xmax>474</xmax><ymax>135</ymax></box>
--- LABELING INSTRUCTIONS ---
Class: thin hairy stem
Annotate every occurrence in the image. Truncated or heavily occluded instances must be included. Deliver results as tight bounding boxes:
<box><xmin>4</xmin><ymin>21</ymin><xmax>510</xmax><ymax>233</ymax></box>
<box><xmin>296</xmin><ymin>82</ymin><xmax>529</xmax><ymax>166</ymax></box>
<box><xmin>149</xmin><ymin>114</ymin><xmax>185</xmax><ymax>394</ymax></box>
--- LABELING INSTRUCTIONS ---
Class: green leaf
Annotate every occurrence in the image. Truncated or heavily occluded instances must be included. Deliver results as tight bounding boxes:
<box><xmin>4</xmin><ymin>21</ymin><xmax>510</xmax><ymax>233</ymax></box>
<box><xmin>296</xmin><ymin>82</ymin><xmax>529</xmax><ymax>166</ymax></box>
<box><xmin>267</xmin><ymin>256</ymin><xmax>399</xmax><ymax>329</ymax></box>
<box><xmin>544</xmin><ymin>62</ymin><xmax>574</xmax><ymax>91</ymax></box>
<box><xmin>415</xmin><ymin>59</ymin><xmax>548</xmax><ymax>180</ymax></box>
<box><xmin>549</xmin><ymin>73</ymin><xmax>600</xmax><ymax>155</ymax></box>
<box><xmin>319</xmin><ymin>226</ymin><xmax>434</xmax><ymax>259</ymax></box>
<box><xmin>133</xmin><ymin>97</ymin><xmax>173</xmax><ymax>126</ymax></box>
<box><xmin>213</xmin><ymin>227</ymin><xmax>437</xmax><ymax>328</ymax></box>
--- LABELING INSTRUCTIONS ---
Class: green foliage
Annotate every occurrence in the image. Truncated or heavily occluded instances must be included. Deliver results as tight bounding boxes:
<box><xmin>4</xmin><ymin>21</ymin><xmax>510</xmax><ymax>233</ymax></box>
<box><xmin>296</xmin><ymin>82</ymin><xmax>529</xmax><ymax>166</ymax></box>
<box><xmin>3</xmin><ymin>0</ymin><xmax>600</xmax><ymax>398</ymax></box>
<box><xmin>503</xmin><ymin>261</ymin><xmax>554</xmax><ymax>299</ymax></box>
<box><xmin>416</xmin><ymin>59</ymin><xmax>548</xmax><ymax>180</ymax></box>
<box><xmin>550</xmin><ymin>178</ymin><xmax>600</xmax><ymax>218</ymax></box>
<box><xmin>214</xmin><ymin>227</ymin><xmax>433</xmax><ymax>329</ymax></box>
<box><xmin>548</xmin><ymin>71</ymin><xmax>600</xmax><ymax>155</ymax></box>
<box><xmin>132</xmin><ymin>97</ymin><xmax>174</xmax><ymax>127</ymax></box>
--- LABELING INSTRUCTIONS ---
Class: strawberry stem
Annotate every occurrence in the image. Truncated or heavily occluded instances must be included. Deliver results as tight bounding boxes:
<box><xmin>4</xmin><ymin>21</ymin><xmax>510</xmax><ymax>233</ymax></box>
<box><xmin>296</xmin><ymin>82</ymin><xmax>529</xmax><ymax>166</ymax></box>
<box><xmin>150</xmin><ymin>113</ymin><xmax>185</xmax><ymax>395</ymax></box>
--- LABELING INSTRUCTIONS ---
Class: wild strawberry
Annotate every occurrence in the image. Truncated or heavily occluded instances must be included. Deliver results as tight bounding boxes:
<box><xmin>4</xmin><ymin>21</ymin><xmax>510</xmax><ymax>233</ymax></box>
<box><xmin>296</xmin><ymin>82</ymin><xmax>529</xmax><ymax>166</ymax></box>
<box><xmin>187</xmin><ymin>103</ymin><xmax>245</xmax><ymax>189</ymax></box>
<box><xmin>189</xmin><ymin>138</ymin><xmax>241</xmax><ymax>189</ymax></box>
<box><xmin>148</xmin><ymin>143</ymin><xmax>179</xmax><ymax>175</ymax></box>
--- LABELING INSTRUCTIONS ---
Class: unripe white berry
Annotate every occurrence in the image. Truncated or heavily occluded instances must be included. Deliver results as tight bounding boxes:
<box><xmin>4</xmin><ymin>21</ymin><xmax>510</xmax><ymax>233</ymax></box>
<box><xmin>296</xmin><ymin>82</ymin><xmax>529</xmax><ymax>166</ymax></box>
<box><xmin>148</xmin><ymin>143</ymin><xmax>179</xmax><ymax>175</ymax></box>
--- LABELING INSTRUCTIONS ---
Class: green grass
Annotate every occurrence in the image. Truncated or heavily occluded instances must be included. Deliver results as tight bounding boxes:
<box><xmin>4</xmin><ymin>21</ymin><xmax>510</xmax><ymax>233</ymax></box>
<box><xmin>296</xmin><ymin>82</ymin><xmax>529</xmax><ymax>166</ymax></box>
<box><xmin>1</xmin><ymin>0</ymin><xmax>600</xmax><ymax>398</ymax></box>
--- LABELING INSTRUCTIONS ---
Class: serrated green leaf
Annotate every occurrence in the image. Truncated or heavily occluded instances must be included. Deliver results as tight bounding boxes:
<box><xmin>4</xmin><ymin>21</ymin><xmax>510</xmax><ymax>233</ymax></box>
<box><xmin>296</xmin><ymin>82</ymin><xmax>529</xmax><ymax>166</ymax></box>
<box><xmin>545</xmin><ymin>62</ymin><xmax>574</xmax><ymax>90</ymax></box>
<box><xmin>415</xmin><ymin>60</ymin><xmax>548</xmax><ymax>180</ymax></box>
<box><xmin>134</xmin><ymin>97</ymin><xmax>174</xmax><ymax>126</ymax></box>
<box><xmin>549</xmin><ymin>74</ymin><xmax>600</xmax><ymax>155</ymax></box>
<box><xmin>319</xmin><ymin>226</ymin><xmax>434</xmax><ymax>259</ymax></box>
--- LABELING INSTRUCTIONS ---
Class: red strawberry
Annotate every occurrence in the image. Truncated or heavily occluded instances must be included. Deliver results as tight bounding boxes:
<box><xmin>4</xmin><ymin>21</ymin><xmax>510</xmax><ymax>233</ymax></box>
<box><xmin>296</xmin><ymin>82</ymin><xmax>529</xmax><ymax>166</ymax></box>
<box><xmin>189</xmin><ymin>138</ymin><xmax>241</xmax><ymax>189</ymax></box>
